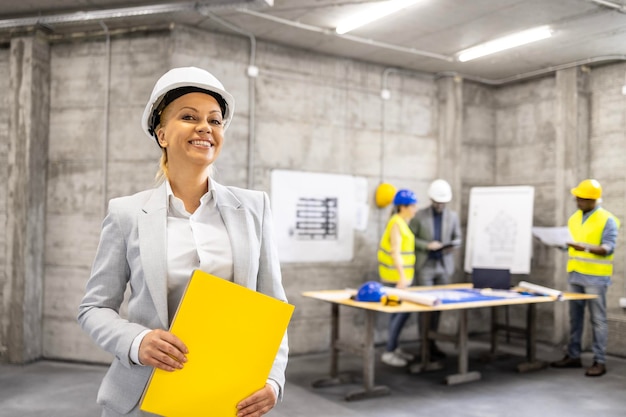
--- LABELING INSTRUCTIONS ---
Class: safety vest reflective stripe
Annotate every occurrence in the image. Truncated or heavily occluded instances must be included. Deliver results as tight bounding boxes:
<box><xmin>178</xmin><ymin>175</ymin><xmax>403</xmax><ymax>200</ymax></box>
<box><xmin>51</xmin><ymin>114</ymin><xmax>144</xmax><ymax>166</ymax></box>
<box><xmin>378</xmin><ymin>248</ymin><xmax>416</xmax><ymax>256</ymax></box>
<box><xmin>378</xmin><ymin>262</ymin><xmax>413</xmax><ymax>270</ymax></box>
<box><xmin>567</xmin><ymin>256</ymin><xmax>613</xmax><ymax>265</ymax></box>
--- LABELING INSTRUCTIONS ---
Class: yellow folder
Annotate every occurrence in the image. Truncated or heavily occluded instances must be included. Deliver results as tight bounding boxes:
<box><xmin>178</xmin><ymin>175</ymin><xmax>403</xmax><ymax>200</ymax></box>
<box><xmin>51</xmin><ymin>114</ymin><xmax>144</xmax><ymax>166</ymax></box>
<box><xmin>140</xmin><ymin>269</ymin><xmax>294</xmax><ymax>417</ymax></box>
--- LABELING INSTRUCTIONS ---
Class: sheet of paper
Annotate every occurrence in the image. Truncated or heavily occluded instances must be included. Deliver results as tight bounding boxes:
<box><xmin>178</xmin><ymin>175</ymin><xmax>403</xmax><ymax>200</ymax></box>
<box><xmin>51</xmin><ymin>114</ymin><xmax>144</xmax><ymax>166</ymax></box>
<box><xmin>532</xmin><ymin>226</ymin><xmax>572</xmax><ymax>247</ymax></box>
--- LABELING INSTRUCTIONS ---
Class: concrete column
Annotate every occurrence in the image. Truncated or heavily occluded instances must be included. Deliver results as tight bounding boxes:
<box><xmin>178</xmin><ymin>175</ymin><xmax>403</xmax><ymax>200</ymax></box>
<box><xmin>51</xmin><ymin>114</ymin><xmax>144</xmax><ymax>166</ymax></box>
<box><xmin>555</xmin><ymin>67</ymin><xmax>589</xmax><ymax>227</ymax></box>
<box><xmin>4</xmin><ymin>33</ymin><xmax>50</xmax><ymax>363</ymax></box>
<box><xmin>435</xmin><ymin>75</ymin><xmax>463</xmax><ymax>216</ymax></box>
<box><xmin>552</xmin><ymin>66</ymin><xmax>590</xmax><ymax>343</ymax></box>
<box><xmin>436</xmin><ymin>75</ymin><xmax>463</xmax><ymax>284</ymax></box>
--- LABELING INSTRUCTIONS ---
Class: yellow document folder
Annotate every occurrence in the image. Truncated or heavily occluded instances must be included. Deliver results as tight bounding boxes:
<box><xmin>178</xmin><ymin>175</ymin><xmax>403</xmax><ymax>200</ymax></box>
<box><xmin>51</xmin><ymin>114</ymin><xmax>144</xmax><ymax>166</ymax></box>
<box><xmin>140</xmin><ymin>270</ymin><xmax>294</xmax><ymax>417</ymax></box>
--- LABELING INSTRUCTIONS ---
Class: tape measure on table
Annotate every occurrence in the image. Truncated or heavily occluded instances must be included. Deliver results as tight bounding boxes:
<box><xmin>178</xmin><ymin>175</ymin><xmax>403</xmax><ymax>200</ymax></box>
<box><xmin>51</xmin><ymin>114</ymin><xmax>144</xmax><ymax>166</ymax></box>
<box><xmin>380</xmin><ymin>294</ymin><xmax>402</xmax><ymax>306</ymax></box>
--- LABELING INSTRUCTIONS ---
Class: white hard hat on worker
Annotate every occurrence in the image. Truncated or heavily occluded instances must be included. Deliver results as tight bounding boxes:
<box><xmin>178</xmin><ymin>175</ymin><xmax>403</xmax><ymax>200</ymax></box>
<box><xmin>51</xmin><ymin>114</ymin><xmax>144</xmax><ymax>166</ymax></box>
<box><xmin>428</xmin><ymin>179</ymin><xmax>452</xmax><ymax>203</ymax></box>
<box><xmin>141</xmin><ymin>66</ymin><xmax>235</xmax><ymax>145</ymax></box>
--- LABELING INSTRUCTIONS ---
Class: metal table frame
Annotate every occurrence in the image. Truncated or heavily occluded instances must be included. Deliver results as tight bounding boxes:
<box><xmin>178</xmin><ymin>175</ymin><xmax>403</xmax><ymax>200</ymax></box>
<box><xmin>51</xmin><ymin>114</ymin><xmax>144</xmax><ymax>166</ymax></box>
<box><xmin>304</xmin><ymin>286</ymin><xmax>592</xmax><ymax>400</ymax></box>
<box><xmin>311</xmin><ymin>304</ymin><xmax>389</xmax><ymax>401</ymax></box>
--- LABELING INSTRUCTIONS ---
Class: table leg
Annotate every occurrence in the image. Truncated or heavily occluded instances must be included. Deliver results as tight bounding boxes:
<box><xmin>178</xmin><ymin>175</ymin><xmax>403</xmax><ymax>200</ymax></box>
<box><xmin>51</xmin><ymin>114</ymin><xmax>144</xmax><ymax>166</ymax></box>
<box><xmin>444</xmin><ymin>310</ymin><xmax>481</xmax><ymax>385</ymax></box>
<box><xmin>312</xmin><ymin>305</ymin><xmax>390</xmax><ymax>400</ymax></box>
<box><xmin>330</xmin><ymin>303</ymin><xmax>339</xmax><ymax>378</ymax></box>
<box><xmin>490</xmin><ymin>306</ymin><xmax>498</xmax><ymax>355</ymax></box>
<box><xmin>409</xmin><ymin>312</ymin><xmax>444</xmax><ymax>373</ymax></box>
<box><xmin>517</xmin><ymin>303</ymin><xmax>548</xmax><ymax>373</ymax></box>
<box><xmin>345</xmin><ymin>310</ymin><xmax>390</xmax><ymax>401</ymax></box>
<box><xmin>421</xmin><ymin>312</ymin><xmax>430</xmax><ymax>364</ymax></box>
<box><xmin>481</xmin><ymin>306</ymin><xmax>509</xmax><ymax>363</ymax></box>
<box><xmin>312</xmin><ymin>303</ymin><xmax>356</xmax><ymax>388</ymax></box>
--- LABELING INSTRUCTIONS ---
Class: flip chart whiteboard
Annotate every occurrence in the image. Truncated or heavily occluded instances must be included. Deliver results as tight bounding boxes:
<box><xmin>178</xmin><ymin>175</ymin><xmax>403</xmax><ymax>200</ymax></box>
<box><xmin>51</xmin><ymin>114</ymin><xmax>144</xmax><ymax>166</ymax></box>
<box><xmin>464</xmin><ymin>186</ymin><xmax>534</xmax><ymax>274</ymax></box>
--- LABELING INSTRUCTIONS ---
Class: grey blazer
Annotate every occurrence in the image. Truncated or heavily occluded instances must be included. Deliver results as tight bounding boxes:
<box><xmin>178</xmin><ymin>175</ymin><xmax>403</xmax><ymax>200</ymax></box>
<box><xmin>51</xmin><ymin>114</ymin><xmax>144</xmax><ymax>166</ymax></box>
<box><xmin>408</xmin><ymin>206</ymin><xmax>462</xmax><ymax>278</ymax></box>
<box><xmin>78</xmin><ymin>180</ymin><xmax>289</xmax><ymax>415</ymax></box>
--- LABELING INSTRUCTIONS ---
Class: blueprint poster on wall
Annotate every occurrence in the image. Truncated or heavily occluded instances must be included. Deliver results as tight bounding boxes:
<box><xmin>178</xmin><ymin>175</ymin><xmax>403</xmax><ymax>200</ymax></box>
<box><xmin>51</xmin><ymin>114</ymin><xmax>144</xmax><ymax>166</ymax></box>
<box><xmin>271</xmin><ymin>170</ymin><xmax>367</xmax><ymax>263</ymax></box>
<box><xmin>464</xmin><ymin>186</ymin><xmax>535</xmax><ymax>274</ymax></box>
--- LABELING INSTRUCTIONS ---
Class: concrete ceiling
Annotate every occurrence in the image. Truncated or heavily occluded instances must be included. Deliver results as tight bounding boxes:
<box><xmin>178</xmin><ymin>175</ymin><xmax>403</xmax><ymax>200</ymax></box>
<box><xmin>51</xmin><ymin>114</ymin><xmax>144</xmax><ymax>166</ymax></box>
<box><xmin>1</xmin><ymin>0</ymin><xmax>626</xmax><ymax>83</ymax></box>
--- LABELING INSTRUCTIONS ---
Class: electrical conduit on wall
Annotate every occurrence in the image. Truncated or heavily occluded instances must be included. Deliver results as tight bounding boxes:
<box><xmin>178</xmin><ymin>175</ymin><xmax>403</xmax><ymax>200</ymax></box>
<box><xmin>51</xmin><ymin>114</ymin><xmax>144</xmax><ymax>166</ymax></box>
<box><xmin>99</xmin><ymin>21</ymin><xmax>111</xmax><ymax>216</ymax></box>
<box><xmin>197</xmin><ymin>7</ymin><xmax>258</xmax><ymax>190</ymax></box>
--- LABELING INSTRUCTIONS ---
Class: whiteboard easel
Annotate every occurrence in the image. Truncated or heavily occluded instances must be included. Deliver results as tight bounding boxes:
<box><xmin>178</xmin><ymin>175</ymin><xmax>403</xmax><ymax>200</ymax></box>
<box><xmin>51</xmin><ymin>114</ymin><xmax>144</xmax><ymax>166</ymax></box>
<box><xmin>464</xmin><ymin>186</ymin><xmax>534</xmax><ymax>274</ymax></box>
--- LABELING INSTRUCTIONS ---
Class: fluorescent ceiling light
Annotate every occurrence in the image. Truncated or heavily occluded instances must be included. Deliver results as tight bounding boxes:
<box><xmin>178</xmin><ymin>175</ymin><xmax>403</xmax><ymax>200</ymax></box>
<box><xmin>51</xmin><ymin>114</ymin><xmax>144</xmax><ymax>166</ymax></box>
<box><xmin>457</xmin><ymin>26</ymin><xmax>552</xmax><ymax>62</ymax></box>
<box><xmin>335</xmin><ymin>0</ymin><xmax>423</xmax><ymax>35</ymax></box>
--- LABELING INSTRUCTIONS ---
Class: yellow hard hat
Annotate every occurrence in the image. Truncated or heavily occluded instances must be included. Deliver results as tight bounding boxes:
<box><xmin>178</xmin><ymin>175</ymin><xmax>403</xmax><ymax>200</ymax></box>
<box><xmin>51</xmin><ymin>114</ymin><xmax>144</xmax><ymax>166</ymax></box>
<box><xmin>375</xmin><ymin>183</ymin><xmax>396</xmax><ymax>208</ymax></box>
<box><xmin>571</xmin><ymin>179</ymin><xmax>602</xmax><ymax>200</ymax></box>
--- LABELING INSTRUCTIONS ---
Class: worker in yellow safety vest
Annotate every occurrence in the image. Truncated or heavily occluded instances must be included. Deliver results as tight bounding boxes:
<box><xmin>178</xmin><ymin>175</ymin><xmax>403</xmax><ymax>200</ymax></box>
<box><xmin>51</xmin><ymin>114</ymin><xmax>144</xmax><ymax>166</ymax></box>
<box><xmin>377</xmin><ymin>189</ymin><xmax>418</xmax><ymax>367</ymax></box>
<box><xmin>552</xmin><ymin>179</ymin><xmax>620</xmax><ymax>377</ymax></box>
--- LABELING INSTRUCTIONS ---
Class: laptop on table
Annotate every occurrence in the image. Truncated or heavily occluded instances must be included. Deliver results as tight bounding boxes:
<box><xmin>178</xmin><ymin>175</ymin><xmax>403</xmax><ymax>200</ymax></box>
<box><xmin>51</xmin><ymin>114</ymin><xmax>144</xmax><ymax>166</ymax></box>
<box><xmin>471</xmin><ymin>268</ymin><xmax>511</xmax><ymax>290</ymax></box>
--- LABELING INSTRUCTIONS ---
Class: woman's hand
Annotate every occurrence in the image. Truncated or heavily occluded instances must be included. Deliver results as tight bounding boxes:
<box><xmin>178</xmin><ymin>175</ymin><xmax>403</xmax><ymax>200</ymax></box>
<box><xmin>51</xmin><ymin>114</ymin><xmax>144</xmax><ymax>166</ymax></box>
<box><xmin>236</xmin><ymin>384</ymin><xmax>277</xmax><ymax>417</ymax></box>
<box><xmin>138</xmin><ymin>329</ymin><xmax>188</xmax><ymax>371</ymax></box>
<box><xmin>396</xmin><ymin>279</ymin><xmax>409</xmax><ymax>289</ymax></box>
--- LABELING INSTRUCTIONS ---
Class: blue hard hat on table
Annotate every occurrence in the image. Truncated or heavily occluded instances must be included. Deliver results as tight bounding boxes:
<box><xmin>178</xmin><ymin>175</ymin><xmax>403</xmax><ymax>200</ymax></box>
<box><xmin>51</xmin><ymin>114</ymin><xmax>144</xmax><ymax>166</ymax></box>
<box><xmin>355</xmin><ymin>281</ymin><xmax>386</xmax><ymax>302</ymax></box>
<box><xmin>393</xmin><ymin>189</ymin><xmax>417</xmax><ymax>206</ymax></box>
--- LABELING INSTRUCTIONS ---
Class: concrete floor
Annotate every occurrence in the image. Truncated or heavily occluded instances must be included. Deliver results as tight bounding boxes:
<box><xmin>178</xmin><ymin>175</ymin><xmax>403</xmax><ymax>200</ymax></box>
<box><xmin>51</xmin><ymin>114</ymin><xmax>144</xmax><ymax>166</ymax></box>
<box><xmin>1</xmin><ymin>339</ymin><xmax>624</xmax><ymax>417</ymax></box>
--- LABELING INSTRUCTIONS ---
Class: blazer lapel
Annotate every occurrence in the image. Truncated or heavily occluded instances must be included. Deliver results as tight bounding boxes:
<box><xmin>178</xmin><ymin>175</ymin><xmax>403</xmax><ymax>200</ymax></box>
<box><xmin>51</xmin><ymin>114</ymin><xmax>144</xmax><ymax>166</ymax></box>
<box><xmin>426</xmin><ymin>208</ymin><xmax>435</xmax><ymax>240</ymax></box>
<box><xmin>138</xmin><ymin>183</ymin><xmax>169</xmax><ymax>328</ymax></box>
<box><xmin>213</xmin><ymin>181</ymin><xmax>251</xmax><ymax>288</ymax></box>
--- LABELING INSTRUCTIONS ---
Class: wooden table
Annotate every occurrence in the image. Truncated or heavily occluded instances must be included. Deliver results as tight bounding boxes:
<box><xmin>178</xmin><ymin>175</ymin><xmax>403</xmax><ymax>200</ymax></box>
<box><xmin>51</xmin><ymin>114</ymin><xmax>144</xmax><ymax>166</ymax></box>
<box><xmin>302</xmin><ymin>284</ymin><xmax>594</xmax><ymax>401</ymax></box>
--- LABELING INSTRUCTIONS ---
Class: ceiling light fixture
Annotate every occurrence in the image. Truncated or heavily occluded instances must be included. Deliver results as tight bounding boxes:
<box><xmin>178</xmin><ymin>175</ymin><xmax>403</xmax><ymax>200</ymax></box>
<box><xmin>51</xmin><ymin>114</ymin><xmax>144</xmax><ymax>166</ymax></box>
<box><xmin>457</xmin><ymin>26</ymin><xmax>553</xmax><ymax>62</ymax></box>
<box><xmin>335</xmin><ymin>0</ymin><xmax>423</xmax><ymax>35</ymax></box>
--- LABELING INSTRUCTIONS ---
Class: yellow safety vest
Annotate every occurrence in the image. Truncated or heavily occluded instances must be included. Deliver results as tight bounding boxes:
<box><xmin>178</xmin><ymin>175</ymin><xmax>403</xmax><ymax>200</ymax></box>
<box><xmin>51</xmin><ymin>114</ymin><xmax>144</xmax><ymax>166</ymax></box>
<box><xmin>378</xmin><ymin>214</ymin><xmax>415</xmax><ymax>283</ymax></box>
<box><xmin>567</xmin><ymin>208</ymin><xmax>620</xmax><ymax>276</ymax></box>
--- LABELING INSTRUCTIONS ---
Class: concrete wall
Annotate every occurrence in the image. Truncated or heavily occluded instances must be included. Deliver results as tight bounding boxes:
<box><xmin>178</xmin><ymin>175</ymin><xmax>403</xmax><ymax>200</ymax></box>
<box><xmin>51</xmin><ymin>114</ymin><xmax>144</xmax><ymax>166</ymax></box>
<box><xmin>1</xmin><ymin>26</ymin><xmax>438</xmax><ymax>362</ymax></box>
<box><xmin>587</xmin><ymin>63</ymin><xmax>626</xmax><ymax>353</ymax></box>
<box><xmin>2</xmin><ymin>25</ymin><xmax>626</xmax><ymax>364</ymax></box>
<box><xmin>0</xmin><ymin>47</ymin><xmax>8</xmax><ymax>359</ymax></box>
<box><xmin>459</xmin><ymin>81</ymin><xmax>496</xmax><ymax>334</ymax></box>
<box><xmin>492</xmin><ymin>77</ymin><xmax>562</xmax><ymax>340</ymax></box>
<box><xmin>44</xmin><ymin>32</ymin><xmax>169</xmax><ymax>363</ymax></box>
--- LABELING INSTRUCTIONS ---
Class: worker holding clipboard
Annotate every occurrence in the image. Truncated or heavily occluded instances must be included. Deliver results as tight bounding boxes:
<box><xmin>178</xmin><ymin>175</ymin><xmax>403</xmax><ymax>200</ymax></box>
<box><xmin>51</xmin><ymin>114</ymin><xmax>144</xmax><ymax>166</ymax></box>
<box><xmin>409</xmin><ymin>179</ymin><xmax>463</xmax><ymax>359</ymax></box>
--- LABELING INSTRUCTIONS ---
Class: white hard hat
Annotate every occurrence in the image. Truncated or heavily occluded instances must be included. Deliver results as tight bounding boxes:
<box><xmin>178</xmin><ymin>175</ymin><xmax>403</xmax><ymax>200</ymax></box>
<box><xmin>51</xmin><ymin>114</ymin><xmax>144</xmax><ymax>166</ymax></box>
<box><xmin>428</xmin><ymin>179</ymin><xmax>452</xmax><ymax>203</ymax></box>
<box><xmin>141</xmin><ymin>67</ymin><xmax>235</xmax><ymax>143</ymax></box>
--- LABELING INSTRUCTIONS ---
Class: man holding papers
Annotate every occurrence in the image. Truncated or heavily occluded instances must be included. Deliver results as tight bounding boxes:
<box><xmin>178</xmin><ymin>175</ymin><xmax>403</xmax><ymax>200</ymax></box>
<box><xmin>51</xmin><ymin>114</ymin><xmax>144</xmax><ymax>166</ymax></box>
<box><xmin>78</xmin><ymin>67</ymin><xmax>289</xmax><ymax>416</ymax></box>
<box><xmin>551</xmin><ymin>179</ymin><xmax>620</xmax><ymax>377</ymax></box>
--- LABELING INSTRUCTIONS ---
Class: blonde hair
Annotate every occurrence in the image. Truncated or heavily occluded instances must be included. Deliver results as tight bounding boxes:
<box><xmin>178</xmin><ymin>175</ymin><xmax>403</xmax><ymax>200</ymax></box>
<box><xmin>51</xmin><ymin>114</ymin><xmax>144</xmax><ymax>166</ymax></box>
<box><xmin>155</xmin><ymin>148</ymin><xmax>169</xmax><ymax>184</ymax></box>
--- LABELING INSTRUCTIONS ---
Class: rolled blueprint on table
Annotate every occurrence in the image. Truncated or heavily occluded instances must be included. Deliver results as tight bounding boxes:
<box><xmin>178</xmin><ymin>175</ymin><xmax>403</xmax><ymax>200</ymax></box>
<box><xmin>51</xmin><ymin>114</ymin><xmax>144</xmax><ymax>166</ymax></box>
<box><xmin>384</xmin><ymin>287</ymin><xmax>440</xmax><ymax>306</ymax></box>
<box><xmin>518</xmin><ymin>281</ymin><xmax>563</xmax><ymax>300</ymax></box>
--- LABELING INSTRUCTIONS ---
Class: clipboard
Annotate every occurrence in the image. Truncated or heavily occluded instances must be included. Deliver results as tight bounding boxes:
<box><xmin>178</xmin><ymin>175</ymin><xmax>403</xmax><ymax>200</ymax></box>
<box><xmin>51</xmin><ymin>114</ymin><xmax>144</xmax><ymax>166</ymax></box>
<box><xmin>140</xmin><ymin>269</ymin><xmax>294</xmax><ymax>417</ymax></box>
<box><xmin>433</xmin><ymin>242</ymin><xmax>458</xmax><ymax>252</ymax></box>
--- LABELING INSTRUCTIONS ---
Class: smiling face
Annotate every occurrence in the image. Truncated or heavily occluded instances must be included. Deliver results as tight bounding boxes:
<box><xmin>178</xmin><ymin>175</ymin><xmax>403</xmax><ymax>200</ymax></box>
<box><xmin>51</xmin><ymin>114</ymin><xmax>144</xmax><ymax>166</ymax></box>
<box><xmin>156</xmin><ymin>92</ymin><xmax>225</xmax><ymax>174</ymax></box>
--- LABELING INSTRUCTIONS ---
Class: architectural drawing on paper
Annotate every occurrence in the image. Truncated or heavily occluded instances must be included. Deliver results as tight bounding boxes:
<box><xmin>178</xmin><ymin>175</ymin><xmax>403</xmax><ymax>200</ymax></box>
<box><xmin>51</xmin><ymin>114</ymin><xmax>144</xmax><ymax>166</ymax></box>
<box><xmin>293</xmin><ymin>197</ymin><xmax>338</xmax><ymax>240</ymax></box>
